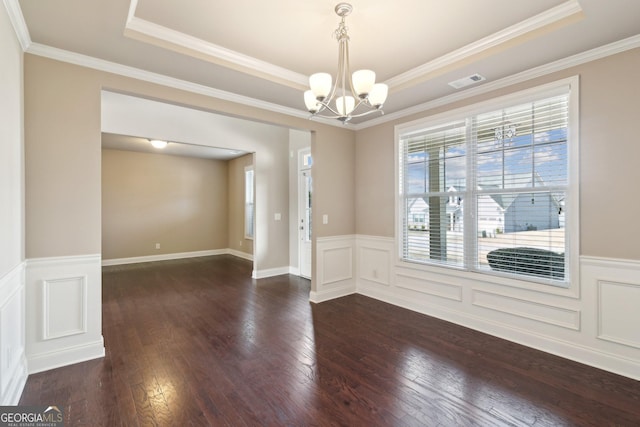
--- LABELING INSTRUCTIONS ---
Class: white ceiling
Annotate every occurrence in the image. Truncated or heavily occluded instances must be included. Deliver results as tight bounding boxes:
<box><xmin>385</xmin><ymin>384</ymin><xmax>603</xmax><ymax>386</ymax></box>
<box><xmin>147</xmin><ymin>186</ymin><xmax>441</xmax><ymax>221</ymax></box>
<box><xmin>13</xmin><ymin>0</ymin><xmax>640</xmax><ymax>127</ymax></box>
<box><xmin>101</xmin><ymin>133</ymin><xmax>248</xmax><ymax>160</ymax></box>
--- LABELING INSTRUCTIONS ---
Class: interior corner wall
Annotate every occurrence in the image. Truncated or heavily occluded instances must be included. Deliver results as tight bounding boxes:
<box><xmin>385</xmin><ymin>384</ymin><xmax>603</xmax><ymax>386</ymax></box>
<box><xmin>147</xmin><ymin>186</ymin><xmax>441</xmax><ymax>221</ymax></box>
<box><xmin>102</xmin><ymin>149</ymin><xmax>229</xmax><ymax>260</ymax></box>
<box><xmin>227</xmin><ymin>153</ymin><xmax>254</xmax><ymax>258</ymax></box>
<box><xmin>0</xmin><ymin>3</ymin><xmax>27</xmax><ymax>405</ymax></box>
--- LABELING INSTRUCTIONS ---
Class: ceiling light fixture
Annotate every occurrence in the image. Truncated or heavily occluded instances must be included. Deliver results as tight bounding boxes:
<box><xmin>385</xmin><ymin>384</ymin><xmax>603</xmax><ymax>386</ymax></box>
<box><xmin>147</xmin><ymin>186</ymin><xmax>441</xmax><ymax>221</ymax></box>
<box><xmin>149</xmin><ymin>139</ymin><xmax>168</xmax><ymax>149</ymax></box>
<box><xmin>304</xmin><ymin>3</ymin><xmax>388</xmax><ymax>124</ymax></box>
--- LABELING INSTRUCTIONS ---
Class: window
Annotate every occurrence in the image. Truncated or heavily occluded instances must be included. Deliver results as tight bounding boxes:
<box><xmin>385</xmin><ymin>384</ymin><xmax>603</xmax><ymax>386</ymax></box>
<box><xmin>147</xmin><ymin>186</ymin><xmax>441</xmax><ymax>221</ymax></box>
<box><xmin>244</xmin><ymin>166</ymin><xmax>254</xmax><ymax>239</ymax></box>
<box><xmin>398</xmin><ymin>80</ymin><xmax>577</xmax><ymax>287</ymax></box>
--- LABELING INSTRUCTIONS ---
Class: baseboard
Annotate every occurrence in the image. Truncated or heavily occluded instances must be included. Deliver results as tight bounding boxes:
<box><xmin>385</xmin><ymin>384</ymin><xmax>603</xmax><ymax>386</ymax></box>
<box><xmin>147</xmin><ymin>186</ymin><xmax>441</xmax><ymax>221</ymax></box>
<box><xmin>289</xmin><ymin>266</ymin><xmax>301</xmax><ymax>276</ymax></box>
<box><xmin>226</xmin><ymin>249</ymin><xmax>254</xmax><ymax>261</ymax></box>
<box><xmin>28</xmin><ymin>338</ymin><xmax>105</xmax><ymax>375</ymax></box>
<box><xmin>102</xmin><ymin>249</ymin><xmax>231</xmax><ymax>266</ymax></box>
<box><xmin>104</xmin><ymin>249</ymin><xmax>300</xmax><ymax>279</ymax></box>
<box><xmin>252</xmin><ymin>266</ymin><xmax>291</xmax><ymax>279</ymax></box>
<box><xmin>309</xmin><ymin>285</ymin><xmax>356</xmax><ymax>303</ymax></box>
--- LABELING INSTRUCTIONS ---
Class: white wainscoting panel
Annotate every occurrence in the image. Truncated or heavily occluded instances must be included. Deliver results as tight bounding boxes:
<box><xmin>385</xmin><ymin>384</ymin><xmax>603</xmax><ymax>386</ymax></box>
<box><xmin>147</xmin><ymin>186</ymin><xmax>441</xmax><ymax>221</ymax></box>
<box><xmin>311</xmin><ymin>236</ymin><xmax>356</xmax><ymax>303</ymax></box>
<box><xmin>42</xmin><ymin>276</ymin><xmax>87</xmax><ymax>340</ymax></box>
<box><xmin>350</xmin><ymin>235</ymin><xmax>640</xmax><ymax>380</ymax></box>
<box><xmin>396</xmin><ymin>271</ymin><xmax>463</xmax><ymax>302</ymax></box>
<box><xmin>0</xmin><ymin>262</ymin><xmax>27</xmax><ymax>405</ymax></box>
<box><xmin>472</xmin><ymin>289</ymin><xmax>580</xmax><ymax>330</ymax></box>
<box><xmin>26</xmin><ymin>255</ymin><xmax>104</xmax><ymax>374</ymax></box>
<box><xmin>356</xmin><ymin>236</ymin><xmax>392</xmax><ymax>288</ymax></box>
<box><xmin>597</xmin><ymin>280</ymin><xmax>640</xmax><ymax>349</ymax></box>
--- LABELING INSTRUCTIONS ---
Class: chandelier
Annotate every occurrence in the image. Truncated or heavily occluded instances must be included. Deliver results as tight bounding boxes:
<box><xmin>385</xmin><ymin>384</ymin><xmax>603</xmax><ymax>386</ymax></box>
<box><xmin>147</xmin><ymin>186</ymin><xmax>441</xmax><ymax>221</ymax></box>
<box><xmin>304</xmin><ymin>3</ymin><xmax>388</xmax><ymax>123</ymax></box>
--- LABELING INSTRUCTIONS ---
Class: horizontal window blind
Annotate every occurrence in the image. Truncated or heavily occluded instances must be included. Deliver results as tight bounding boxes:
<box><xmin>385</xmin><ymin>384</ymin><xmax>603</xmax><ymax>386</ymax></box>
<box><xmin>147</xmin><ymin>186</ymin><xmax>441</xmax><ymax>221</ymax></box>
<box><xmin>401</xmin><ymin>121</ymin><xmax>467</xmax><ymax>267</ymax></box>
<box><xmin>400</xmin><ymin>93</ymin><xmax>570</xmax><ymax>284</ymax></box>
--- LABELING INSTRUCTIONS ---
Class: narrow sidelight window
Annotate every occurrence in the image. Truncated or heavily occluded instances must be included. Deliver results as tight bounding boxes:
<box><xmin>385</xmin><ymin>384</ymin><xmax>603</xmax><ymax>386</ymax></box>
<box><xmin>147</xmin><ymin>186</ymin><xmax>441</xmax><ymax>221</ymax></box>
<box><xmin>245</xmin><ymin>166</ymin><xmax>255</xmax><ymax>239</ymax></box>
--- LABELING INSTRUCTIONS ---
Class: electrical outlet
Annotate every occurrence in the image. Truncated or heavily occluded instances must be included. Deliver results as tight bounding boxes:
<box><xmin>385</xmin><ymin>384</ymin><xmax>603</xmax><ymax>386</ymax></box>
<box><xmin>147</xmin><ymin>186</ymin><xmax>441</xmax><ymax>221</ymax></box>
<box><xmin>239</xmin><ymin>241</ymin><xmax>243</xmax><ymax>247</ymax></box>
<box><xmin>155</xmin><ymin>243</ymin><xmax>160</xmax><ymax>249</ymax></box>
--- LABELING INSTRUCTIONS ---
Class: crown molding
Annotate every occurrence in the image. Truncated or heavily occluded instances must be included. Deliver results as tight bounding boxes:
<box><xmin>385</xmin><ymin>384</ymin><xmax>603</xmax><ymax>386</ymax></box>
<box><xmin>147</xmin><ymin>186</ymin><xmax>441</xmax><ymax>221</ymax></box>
<box><xmin>384</xmin><ymin>0</ymin><xmax>583</xmax><ymax>90</ymax></box>
<box><xmin>3</xmin><ymin>0</ymin><xmax>31</xmax><ymax>50</ymax></box>
<box><xmin>24</xmin><ymin>42</ymin><xmax>342</xmax><ymax>129</ymax></box>
<box><xmin>22</xmin><ymin>33</ymin><xmax>640</xmax><ymax>132</ymax></box>
<box><xmin>353</xmin><ymin>34</ymin><xmax>640</xmax><ymax>130</ymax></box>
<box><xmin>124</xmin><ymin>15</ymin><xmax>308</xmax><ymax>90</ymax></box>
<box><xmin>11</xmin><ymin>0</ymin><xmax>639</xmax><ymax>133</ymax></box>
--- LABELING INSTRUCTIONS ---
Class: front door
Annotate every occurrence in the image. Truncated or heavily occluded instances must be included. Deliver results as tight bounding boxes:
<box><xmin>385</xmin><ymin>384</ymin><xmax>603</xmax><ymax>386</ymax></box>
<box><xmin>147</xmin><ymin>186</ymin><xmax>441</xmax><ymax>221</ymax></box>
<box><xmin>299</xmin><ymin>149</ymin><xmax>312</xmax><ymax>278</ymax></box>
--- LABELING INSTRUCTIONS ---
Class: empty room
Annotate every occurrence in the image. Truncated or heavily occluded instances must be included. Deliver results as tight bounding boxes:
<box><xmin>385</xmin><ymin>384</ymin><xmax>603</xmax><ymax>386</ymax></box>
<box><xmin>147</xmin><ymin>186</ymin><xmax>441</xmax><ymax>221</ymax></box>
<box><xmin>1</xmin><ymin>0</ymin><xmax>639</xmax><ymax>425</ymax></box>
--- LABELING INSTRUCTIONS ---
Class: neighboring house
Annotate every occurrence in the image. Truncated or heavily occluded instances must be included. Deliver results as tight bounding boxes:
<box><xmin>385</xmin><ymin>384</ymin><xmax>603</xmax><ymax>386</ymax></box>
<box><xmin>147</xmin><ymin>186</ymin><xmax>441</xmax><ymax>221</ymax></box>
<box><xmin>408</xmin><ymin>173</ymin><xmax>561</xmax><ymax>236</ymax></box>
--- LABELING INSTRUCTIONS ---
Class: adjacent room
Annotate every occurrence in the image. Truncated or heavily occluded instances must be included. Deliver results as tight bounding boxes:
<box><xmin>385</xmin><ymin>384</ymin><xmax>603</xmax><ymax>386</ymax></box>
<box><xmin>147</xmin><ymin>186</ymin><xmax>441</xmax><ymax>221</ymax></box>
<box><xmin>2</xmin><ymin>0</ymin><xmax>639</xmax><ymax>424</ymax></box>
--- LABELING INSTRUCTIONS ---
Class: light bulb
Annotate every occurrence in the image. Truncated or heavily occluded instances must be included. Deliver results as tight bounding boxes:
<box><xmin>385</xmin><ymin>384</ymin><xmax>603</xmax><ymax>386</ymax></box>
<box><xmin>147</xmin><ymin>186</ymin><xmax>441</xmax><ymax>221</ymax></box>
<box><xmin>309</xmin><ymin>73</ymin><xmax>332</xmax><ymax>100</ymax></box>
<box><xmin>304</xmin><ymin>90</ymin><xmax>319</xmax><ymax>113</ymax></box>
<box><xmin>352</xmin><ymin>70</ymin><xmax>376</xmax><ymax>98</ymax></box>
<box><xmin>150</xmin><ymin>139</ymin><xmax>167</xmax><ymax>149</ymax></box>
<box><xmin>368</xmin><ymin>83</ymin><xmax>388</xmax><ymax>108</ymax></box>
<box><xmin>336</xmin><ymin>96</ymin><xmax>355</xmax><ymax>116</ymax></box>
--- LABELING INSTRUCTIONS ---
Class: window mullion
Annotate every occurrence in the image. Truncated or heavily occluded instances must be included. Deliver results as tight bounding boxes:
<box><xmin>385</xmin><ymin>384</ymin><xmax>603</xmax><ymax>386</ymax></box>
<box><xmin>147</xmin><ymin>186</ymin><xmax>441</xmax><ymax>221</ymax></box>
<box><xmin>464</xmin><ymin>117</ymin><xmax>478</xmax><ymax>271</ymax></box>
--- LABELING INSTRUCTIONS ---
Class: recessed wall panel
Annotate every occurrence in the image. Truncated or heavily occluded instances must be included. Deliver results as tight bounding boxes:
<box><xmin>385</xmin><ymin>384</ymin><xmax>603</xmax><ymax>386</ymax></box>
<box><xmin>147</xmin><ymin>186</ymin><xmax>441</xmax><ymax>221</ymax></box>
<box><xmin>42</xmin><ymin>276</ymin><xmax>87</xmax><ymax>340</ymax></box>
<box><xmin>598</xmin><ymin>281</ymin><xmax>640</xmax><ymax>349</ymax></box>
<box><xmin>322</xmin><ymin>247</ymin><xmax>353</xmax><ymax>286</ymax></box>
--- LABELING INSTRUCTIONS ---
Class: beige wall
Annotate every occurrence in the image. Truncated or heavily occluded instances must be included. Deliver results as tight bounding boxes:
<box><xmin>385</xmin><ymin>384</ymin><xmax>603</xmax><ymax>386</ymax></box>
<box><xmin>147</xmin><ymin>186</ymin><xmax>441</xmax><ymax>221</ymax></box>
<box><xmin>0</xmin><ymin>5</ymin><xmax>24</xmax><ymax>275</ymax></box>
<box><xmin>227</xmin><ymin>153</ymin><xmax>254</xmax><ymax>256</ymax></box>
<box><xmin>312</xmin><ymin>128</ymin><xmax>356</xmax><ymax>236</ymax></box>
<box><xmin>101</xmin><ymin>149</ymin><xmax>229</xmax><ymax>259</ymax></box>
<box><xmin>101</xmin><ymin>91</ymin><xmax>292</xmax><ymax>273</ymax></box>
<box><xmin>24</xmin><ymin>54</ymin><xmax>355</xmax><ymax>288</ymax></box>
<box><xmin>24</xmin><ymin>59</ymin><xmax>102</xmax><ymax>257</ymax></box>
<box><xmin>23</xmin><ymin>44</ymin><xmax>639</xmax><ymax>271</ymax></box>
<box><xmin>356</xmin><ymin>48</ymin><xmax>640</xmax><ymax>261</ymax></box>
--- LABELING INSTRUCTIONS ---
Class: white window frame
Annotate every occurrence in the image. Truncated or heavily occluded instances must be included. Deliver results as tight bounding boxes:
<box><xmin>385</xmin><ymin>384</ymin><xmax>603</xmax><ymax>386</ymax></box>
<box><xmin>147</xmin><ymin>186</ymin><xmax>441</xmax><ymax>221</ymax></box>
<box><xmin>244</xmin><ymin>165</ymin><xmax>255</xmax><ymax>240</ymax></box>
<box><xmin>394</xmin><ymin>77</ymin><xmax>580</xmax><ymax>297</ymax></box>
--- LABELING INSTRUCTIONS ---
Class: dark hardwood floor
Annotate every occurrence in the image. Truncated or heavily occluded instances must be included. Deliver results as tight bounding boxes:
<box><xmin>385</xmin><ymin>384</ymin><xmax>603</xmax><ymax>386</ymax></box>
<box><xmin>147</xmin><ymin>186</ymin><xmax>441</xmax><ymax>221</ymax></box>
<box><xmin>19</xmin><ymin>255</ymin><xmax>640</xmax><ymax>426</ymax></box>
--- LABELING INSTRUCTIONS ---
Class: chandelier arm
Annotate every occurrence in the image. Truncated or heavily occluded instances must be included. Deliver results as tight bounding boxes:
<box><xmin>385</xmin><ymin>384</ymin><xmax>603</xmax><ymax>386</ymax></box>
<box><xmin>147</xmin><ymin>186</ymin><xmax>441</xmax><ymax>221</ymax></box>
<box><xmin>344</xmin><ymin>39</ymin><xmax>359</xmax><ymax>99</ymax></box>
<box><xmin>346</xmin><ymin>108</ymin><xmax>385</xmax><ymax>119</ymax></box>
<box><xmin>324</xmin><ymin>43</ymin><xmax>341</xmax><ymax>105</ymax></box>
<box><xmin>313</xmin><ymin>100</ymin><xmax>343</xmax><ymax>117</ymax></box>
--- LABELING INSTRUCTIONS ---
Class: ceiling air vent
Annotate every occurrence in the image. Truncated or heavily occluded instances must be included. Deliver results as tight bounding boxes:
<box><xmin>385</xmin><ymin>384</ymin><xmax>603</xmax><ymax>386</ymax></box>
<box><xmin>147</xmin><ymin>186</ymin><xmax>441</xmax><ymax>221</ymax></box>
<box><xmin>448</xmin><ymin>74</ymin><xmax>486</xmax><ymax>89</ymax></box>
